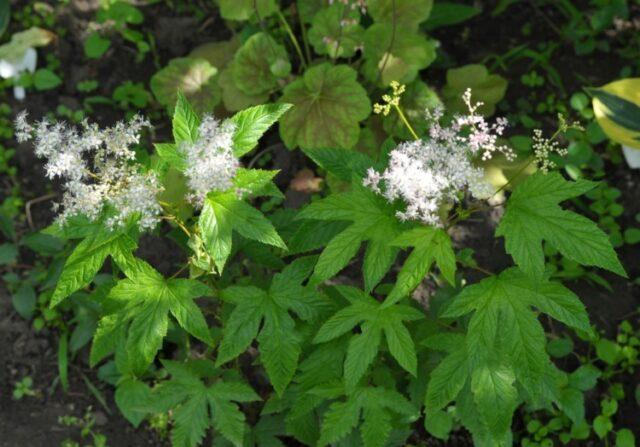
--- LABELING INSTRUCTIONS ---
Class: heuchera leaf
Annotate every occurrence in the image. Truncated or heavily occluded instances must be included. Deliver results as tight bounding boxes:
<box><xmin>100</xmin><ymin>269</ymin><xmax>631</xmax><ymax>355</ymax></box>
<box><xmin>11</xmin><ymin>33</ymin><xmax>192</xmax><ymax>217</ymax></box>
<box><xmin>496</xmin><ymin>172</ymin><xmax>626</xmax><ymax>278</ymax></box>
<box><xmin>367</xmin><ymin>0</ymin><xmax>434</xmax><ymax>30</ymax></box>
<box><xmin>308</xmin><ymin>4</ymin><xmax>364</xmax><ymax>58</ymax></box>
<box><xmin>231</xmin><ymin>32</ymin><xmax>290</xmax><ymax>96</ymax></box>
<box><xmin>362</xmin><ymin>25</ymin><xmax>436</xmax><ymax>86</ymax></box>
<box><xmin>279</xmin><ymin>63</ymin><xmax>371</xmax><ymax>150</ymax></box>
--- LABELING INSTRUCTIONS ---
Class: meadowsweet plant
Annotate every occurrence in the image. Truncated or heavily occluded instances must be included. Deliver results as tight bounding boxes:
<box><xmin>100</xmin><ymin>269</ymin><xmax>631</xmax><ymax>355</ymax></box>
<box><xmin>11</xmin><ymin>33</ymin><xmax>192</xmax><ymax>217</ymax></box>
<box><xmin>26</xmin><ymin>85</ymin><xmax>628</xmax><ymax>447</ymax></box>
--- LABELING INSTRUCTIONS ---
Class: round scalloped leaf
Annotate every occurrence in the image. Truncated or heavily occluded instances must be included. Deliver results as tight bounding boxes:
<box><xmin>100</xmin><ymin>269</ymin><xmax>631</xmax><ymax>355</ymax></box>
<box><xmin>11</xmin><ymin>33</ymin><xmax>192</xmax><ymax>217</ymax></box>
<box><xmin>219</xmin><ymin>64</ymin><xmax>269</xmax><ymax>112</ymax></box>
<box><xmin>188</xmin><ymin>37</ymin><xmax>240</xmax><ymax>70</ymax></box>
<box><xmin>150</xmin><ymin>57</ymin><xmax>220</xmax><ymax>114</ymax></box>
<box><xmin>308</xmin><ymin>4</ymin><xmax>364</xmax><ymax>58</ymax></box>
<box><xmin>382</xmin><ymin>80</ymin><xmax>441</xmax><ymax>139</ymax></box>
<box><xmin>231</xmin><ymin>32</ymin><xmax>290</xmax><ymax>96</ymax></box>
<box><xmin>442</xmin><ymin>64</ymin><xmax>508</xmax><ymax>116</ymax></box>
<box><xmin>0</xmin><ymin>27</ymin><xmax>55</xmax><ymax>63</ymax></box>
<box><xmin>219</xmin><ymin>0</ymin><xmax>277</xmax><ymax>21</ymax></box>
<box><xmin>279</xmin><ymin>63</ymin><xmax>371</xmax><ymax>150</ymax></box>
<box><xmin>367</xmin><ymin>0</ymin><xmax>434</xmax><ymax>30</ymax></box>
<box><xmin>362</xmin><ymin>24</ymin><xmax>436</xmax><ymax>86</ymax></box>
<box><xmin>298</xmin><ymin>0</ymin><xmax>325</xmax><ymax>24</ymax></box>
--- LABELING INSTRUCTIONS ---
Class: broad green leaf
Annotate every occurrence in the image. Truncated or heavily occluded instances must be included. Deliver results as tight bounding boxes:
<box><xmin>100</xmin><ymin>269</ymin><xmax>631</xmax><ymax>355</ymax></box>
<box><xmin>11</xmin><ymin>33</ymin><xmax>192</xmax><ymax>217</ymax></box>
<box><xmin>318</xmin><ymin>398</ymin><xmax>360</xmax><ymax>446</ymax></box>
<box><xmin>231</xmin><ymin>33</ymin><xmax>290</xmax><ymax>96</ymax></box>
<box><xmin>344</xmin><ymin>323</ymin><xmax>382</xmax><ymax>390</ymax></box>
<box><xmin>150</xmin><ymin>57</ymin><xmax>220</xmax><ymax>114</ymax></box>
<box><xmin>115</xmin><ymin>379</ymin><xmax>153</xmax><ymax>427</ymax></box>
<box><xmin>154</xmin><ymin>360</ymin><xmax>259</xmax><ymax>447</ymax></box>
<box><xmin>218</xmin><ymin>261</ymin><xmax>319</xmax><ymax>395</ymax></box>
<box><xmin>425</xmin><ymin>347</ymin><xmax>468</xmax><ymax>412</ymax></box>
<box><xmin>173</xmin><ymin>92</ymin><xmax>200</xmax><ymax>144</ymax></box>
<box><xmin>441</xmin><ymin>268</ymin><xmax>590</xmax><ymax>401</ymax></box>
<box><xmin>362</xmin><ymin>25</ymin><xmax>436</xmax><ymax>86</ymax></box>
<box><xmin>368</xmin><ymin>0</ymin><xmax>434</xmax><ymax>30</ymax></box>
<box><xmin>314</xmin><ymin>286</ymin><xmax>422</xmax><ymax>387</ymax></box>
<box><xmin>103</xmin><ymin>259</ymin><xmax>213</xmax><ymax>374</ymax></box>
<box><xmin>301</xmin><ymin>147</ymin><xmax>374</xmax><ymax>182</ymax></box>
<box><xmin>308</xmin><ymin>4</ymin><xmax>364</xmax><ymax>58</ymax></box>
<box><xmin>279</xmin><ymin>63</ymin><xmax>371</xmax><ymax>150</ymax></box>
<box><xmin>424</xmin><ymin>2</ymin><xmax>481</xmax><ymax>30</ymax></box>
<box><xmin>496</xmin><ymin>172</ymin><xmax>626</xmax><ymax>278</ymax></box>
<box><xmin>470</xmin><ymin>363</ymin><xmax>518</xmax><ymax>439</ymax></box>
<box><xmin>384</xmin><ymin>226</ymin><xmax>456</xmax><ymax>306</ymax></box>
<box><xmin>297</xmin><ymin>186</ymin><xmax>401</xmax><ymax>289</ymax></box>
<box><xmin>443</xmin><ymin>64</ymin><xmax>508</xmax><ymax>116</ymax></box>
<box><xmin>219</xmin><ymin>0</ymin><xmax>277</xmax><ymax>21</ymax></box>
<box><xmin>230</xmin><ymin>103</ymin><xmax>292</xmax><ymax>156</ymax></box>
<box><xmin>51</xmin><ymin>227</ymin><xmax>137</xmax><ymax>307</ymax></box>
<box><xmin>423</xmin><ymin>409</ymin><xmax>454</xmax><ymax>440</ymax></box>
<box><xmin>155</xmin><ymin>143</ymin><xmax>187</xmax><ymax>171</ymax></box>
<box><xmin>219</xmin><ymin>64</ymin><xmax>270</xmax><ymax>112</ymax></box>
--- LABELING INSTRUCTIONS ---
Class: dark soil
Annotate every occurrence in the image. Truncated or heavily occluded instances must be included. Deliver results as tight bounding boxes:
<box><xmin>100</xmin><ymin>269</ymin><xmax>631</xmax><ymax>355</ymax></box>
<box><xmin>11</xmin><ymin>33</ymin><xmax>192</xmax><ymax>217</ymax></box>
<box><xmin>1</xmin><ymin>0</ymin><xmax>639</xmax><ymax>445</ymax></box>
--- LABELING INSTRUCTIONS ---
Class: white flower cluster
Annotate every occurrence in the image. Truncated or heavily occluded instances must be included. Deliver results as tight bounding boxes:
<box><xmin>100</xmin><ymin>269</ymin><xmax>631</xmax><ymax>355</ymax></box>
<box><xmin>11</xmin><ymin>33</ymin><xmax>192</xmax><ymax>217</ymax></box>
<box><xmin>364</xmin><ymin>90</ymin><xmax>512</xmax><ymax>226</ymax></box>
<box><xmin>180</xmin><ymin>115</ymin><xmax>239</xmax><ymax>207</ymax></box>
<box><xmin>532</xmin><ymin>129</ymin><xmax>568</xmax><ymax>173</ymax></box>
<box><xmin>15</xmin><ymin>111</ymin><xmax>163</xmax><ymax>231</ymax></box>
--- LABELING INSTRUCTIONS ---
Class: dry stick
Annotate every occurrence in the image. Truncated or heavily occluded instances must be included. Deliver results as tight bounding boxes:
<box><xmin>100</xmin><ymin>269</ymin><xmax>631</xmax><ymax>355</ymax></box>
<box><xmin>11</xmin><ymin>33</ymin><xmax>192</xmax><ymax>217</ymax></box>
<box><xmin>25</xmin><ymin>193</ymin><xmax>57</xmax><ymax>231</ymax></box>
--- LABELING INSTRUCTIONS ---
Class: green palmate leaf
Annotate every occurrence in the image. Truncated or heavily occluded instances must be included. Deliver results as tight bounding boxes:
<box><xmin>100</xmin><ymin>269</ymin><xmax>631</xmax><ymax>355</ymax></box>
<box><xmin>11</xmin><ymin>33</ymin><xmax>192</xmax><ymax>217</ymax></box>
<box><xmin>425</xmin><ymin>346</ymin><xmax>469</xmax><ymax>412</ymax></box>
<box><xmin>314</xmin><ymin>286</ymin><xmax>423</xmax><ymax>389</ymax></box>
<box><xmin>470</xmin><ymin>363</ymin><xmax>519</xmax><ymax>439</ymax></box>
<box><xmin>231</xmin><ymin>32</ymin><xmax>290</xmax><ymax>96</ymax></box>
<box><xmin>95</xmin><ymin>259</ymin><xmax>213</xmax><ymax>374</ymax></box>
<box><xmin>153</xmin><ymin>360</ymin><xmax>260</xmax><ymax>447</ymax></box>
<box><xmin>301</xmin><ymin>147</ymin><xmax>375</xmax><ymax>182</ymax></box>
<box><xmin>362</xmin><ymin>25</ymin><xmax>436</xmax><ymax>86</ymax></box>
<box><xmin>150</xmin><ymin>57</ymin><xmax>220</xmax><ymax>114</ymax></box>
<box><xmin>297</xmin><ymin>185</ymin><xmax>402</xmax><ymax>290</ymax></box>
<box><xmin>219</xmin><ymin>0</ymin><xmax>277</xmax><ymax>21</ymax></box>
<box><xmin>384</xmin><ymin>226</ymin><xmax>456</xmax><ymax>306</ymax></box>
<box><xmin>230</xmin><ymin>103</ymin><xmax>292</xmax><ymax>156</ymax></box>
<box><xmin>318</xmin><ymin>386</ymin><xmax>418</xmax><ymax>447</ymax></box>
<box><xmin>115</xmin><ymin>379</ymin><xmax>153</xmax><ymax>427</ymax></box>
<box><xmin>279</xmin><ymin>63</ymin><xmax>371</xmax><ymax>150</ymax></box>
<box><xmin>367</xmin><ymin>0</ymin><xmax>434</xmax><ymax>30</ymax></box>
<box><xmin>218</xmin><ymin>257</ymin><xmax>320</xmax><ymax>395</ymax></box>
<box><xmin>440</xmin><ymin>267</ymin><xmax>590</xmax><ymax>403</ymax></box>
<box><xmin>308</xmin><ymin>4</ymin><xmax>364</xmax><ymax>58</ymax></box>
<box><xmin>51</xmin><ymin>226</ymin><xmax>137</xmax><ymax>308</ymax></box>
<box><xmin>496</xmin><ymin>172</ymin><xmax>626</xmax><ymax>278</ymax></box>
<box><xmin>200</xmin><ymin>192</ymin><xmax>286</xmax><ymax>273</ymax></box>
<box><xmin>173</xmin><ymin>92</ymin><xmax>200</xmax><ymax>144</ymax></box>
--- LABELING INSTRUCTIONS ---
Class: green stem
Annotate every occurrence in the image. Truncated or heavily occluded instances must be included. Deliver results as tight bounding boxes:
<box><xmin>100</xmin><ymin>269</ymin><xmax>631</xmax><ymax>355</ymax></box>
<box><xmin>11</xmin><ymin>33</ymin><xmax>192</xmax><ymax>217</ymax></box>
<box><xmin>297</xmin><ymin>6</ymin><xmax>312</xmax><ymax>64</ymax></box>
<box><xmin>394</xmin><ymin>104</ymin><xmax>419</xmax><ymax>140</ymax></box>
<box><xmin>276</xmin><ymin>9</ymin><xmax>308</xmax><ymax>70</ymax></box>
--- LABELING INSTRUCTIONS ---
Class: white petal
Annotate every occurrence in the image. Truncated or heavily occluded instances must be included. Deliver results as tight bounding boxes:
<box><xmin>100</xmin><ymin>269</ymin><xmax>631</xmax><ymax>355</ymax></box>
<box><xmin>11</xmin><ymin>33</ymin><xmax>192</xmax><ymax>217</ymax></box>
<box><xmin>0</xmin><ymin>59</ymin><xmax>16</xmax><ymax>78</ymax></box>
<box><xmin>622</xmin><ymin>145</ymin><xmax>640</xmax><ymax>169</ymax></box>
<box><xmin>14</xmin><ymin>86</ymin><xmax>26</xmax><ymax>101</ymax></box>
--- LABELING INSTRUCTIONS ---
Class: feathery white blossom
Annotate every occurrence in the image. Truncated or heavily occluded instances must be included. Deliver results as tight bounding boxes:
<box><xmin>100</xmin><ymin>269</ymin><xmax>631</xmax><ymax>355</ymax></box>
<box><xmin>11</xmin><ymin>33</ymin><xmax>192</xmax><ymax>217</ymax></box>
<box><xmin>364</xmin><ymin>89</ymin><xmax>511</xmax><ymax>226</ymax></box>
<box><xmin>180</xmin><ymin>115</ymin><xmax>239</xmax><ymax>207</ymax></box>
<box><xmin>16</xmin><ymin>112</ymin><xmax>163</xmax><ymax>231</ymax></box>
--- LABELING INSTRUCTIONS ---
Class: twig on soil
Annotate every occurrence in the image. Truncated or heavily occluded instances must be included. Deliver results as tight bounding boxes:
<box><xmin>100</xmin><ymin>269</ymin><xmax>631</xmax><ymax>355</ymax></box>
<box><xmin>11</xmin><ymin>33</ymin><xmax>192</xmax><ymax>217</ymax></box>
<box><xmin>25</xmin><ymin>193</ymin><xmax>58</xmax><ymax>231</ymax></box>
